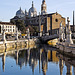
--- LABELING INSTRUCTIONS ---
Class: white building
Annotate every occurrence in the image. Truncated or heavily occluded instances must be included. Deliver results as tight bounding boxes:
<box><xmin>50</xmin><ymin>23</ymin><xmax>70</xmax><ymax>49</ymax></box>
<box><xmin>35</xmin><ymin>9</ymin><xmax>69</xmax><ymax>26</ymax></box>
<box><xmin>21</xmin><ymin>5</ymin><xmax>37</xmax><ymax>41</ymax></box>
<box><xmin>0</xmin><ymin>22</ymin><xmax>16</xmax><ymax>35</ymax></box>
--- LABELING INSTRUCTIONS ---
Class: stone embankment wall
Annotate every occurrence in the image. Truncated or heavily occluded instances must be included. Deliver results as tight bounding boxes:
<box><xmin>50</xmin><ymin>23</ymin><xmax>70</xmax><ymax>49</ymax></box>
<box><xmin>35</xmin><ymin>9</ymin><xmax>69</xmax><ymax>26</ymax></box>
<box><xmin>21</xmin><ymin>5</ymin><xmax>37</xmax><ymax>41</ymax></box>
<box><xmin>57</xmin><ymin>42</ymin><xmax>75</xmax><ymax>57</ymax></box>
<box><xmin>0</xmin><ymin>39</ymin><xmax>36</xmax><ymax>54</ymax></box>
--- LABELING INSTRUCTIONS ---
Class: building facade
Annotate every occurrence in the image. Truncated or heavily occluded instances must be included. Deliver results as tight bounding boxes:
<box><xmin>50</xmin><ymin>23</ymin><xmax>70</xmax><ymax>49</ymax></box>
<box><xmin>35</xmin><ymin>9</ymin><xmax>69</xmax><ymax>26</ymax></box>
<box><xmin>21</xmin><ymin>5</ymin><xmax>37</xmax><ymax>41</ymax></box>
<box><xmin>10</xmin><ymin>0</ymin><xmax>65</xmax><ymax>35</ymax></box>
<box><xmin>0</xmin><ymin>22</ymin><xmax>16</xmax><ymax>35</ymax></box>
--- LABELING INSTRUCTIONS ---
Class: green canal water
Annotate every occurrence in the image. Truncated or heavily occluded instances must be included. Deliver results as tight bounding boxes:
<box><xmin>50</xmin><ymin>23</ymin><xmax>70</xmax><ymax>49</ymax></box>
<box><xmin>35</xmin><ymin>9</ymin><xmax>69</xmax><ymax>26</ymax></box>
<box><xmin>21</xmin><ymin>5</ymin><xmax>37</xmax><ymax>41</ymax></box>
<box><xmin>0</xmin><ymin>44</ymin><xmax>75</xmax><ymax>75</ymax></box>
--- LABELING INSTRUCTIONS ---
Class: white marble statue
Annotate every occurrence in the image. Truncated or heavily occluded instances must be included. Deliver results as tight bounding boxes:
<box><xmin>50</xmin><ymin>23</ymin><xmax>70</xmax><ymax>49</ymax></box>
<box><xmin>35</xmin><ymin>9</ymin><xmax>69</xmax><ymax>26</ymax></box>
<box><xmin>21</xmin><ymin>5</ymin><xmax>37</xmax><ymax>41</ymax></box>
<box><xmin>65</xmin><ymin>17</ymin><xmax>73</xmax><ymax>45</ymax></box>
<box><xmin>59</xmin><ymin>22</ymin><xmax>64</xmax><ymax>42</ymax></box>
<box><xmin>27</xmin><ymin>28</ymin><xmax>30</xmax><ymax>39</ymax></box>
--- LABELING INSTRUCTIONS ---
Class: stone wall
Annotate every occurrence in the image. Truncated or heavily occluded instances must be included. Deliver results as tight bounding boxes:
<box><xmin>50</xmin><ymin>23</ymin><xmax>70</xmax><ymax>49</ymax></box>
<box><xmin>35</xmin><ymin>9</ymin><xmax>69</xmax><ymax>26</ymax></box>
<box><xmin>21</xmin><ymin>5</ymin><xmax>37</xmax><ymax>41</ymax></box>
<box><xmin>0</xmin><ymin>39</ymin><xmax>36</xmax><ymax>54</ymax></box>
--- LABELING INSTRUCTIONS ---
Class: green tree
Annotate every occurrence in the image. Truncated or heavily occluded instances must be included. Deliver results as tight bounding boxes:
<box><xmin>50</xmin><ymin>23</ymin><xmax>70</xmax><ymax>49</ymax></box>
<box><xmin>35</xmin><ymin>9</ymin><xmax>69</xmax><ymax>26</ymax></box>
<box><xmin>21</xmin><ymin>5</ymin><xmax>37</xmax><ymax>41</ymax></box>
<box><xmin>11</xmin><ymin>19</ymin><xmax>26</xmax><ymax>34</ymax></box>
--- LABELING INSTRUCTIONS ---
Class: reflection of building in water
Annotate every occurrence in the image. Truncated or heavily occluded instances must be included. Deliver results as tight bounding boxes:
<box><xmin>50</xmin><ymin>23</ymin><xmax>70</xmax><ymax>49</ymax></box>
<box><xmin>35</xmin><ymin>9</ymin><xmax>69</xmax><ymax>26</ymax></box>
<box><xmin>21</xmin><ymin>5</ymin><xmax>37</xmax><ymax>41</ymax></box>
<box><xmin>47</xmin><ymin>50</ymin><xmax>59</xmax><ymax>63</ymax></box>
<box><xmin>39</xmin><ymin>49</ymin><xmax>42</xmax><ymax>73</ymax></box>
<box><xmin>1</xmin><ymin>46</ymin><xmax>59</xmax><ymax>75</ymax></box>
<box><xmin>73</xmin><ymin>67</ymin><xmax>75</xmax><ymax>75</ymax></box>
<box><xmin>15</xmin><ymin>50</ymin><xmax>19</xmax><ymax>65</ymax></box>
<box><xmin>57</xmin><ymin>53</ymin><xmax>74</xmax><ymax>75</ymax></box>
<box><xmin>2</xmin><ymin>52</ymin><xmax>6</xmax><ymax>72</ymax></box>
<box><xmin>29</xmin><ymin>49</ymin><xmax>38</xmax><ymax>73</ymax></box>
<box><xmin>65</xmin><ymin>62</ymin><xmax>72</xmax><ymax>75</ymax></box>
<box><xmin>17</xmin><ymin>49</ymin><xmax>38</xmax><ymax>73</ymax></box>
<box><xmin>1</xmin><ymin>46</ymin><xmax>75</xmax><ymax>75</ymax></box>
<box><xmin>41</xmin><ymin>50</ymin><xmax>48</xmax><ymax>75</ymax></box>
<box><xmin>59</xmin><ymin>59</ymin><xmax>64</xmax><ymax>75</ymax></box>
<box><xmin>1</xmin><ymin>47</ymin><xmax>69</xmax><ymax>75</ymax></box>
<box><xmin>39</xmin><ymin>48</ymin><xmax>59</xmax><ymax>75</ymax></box>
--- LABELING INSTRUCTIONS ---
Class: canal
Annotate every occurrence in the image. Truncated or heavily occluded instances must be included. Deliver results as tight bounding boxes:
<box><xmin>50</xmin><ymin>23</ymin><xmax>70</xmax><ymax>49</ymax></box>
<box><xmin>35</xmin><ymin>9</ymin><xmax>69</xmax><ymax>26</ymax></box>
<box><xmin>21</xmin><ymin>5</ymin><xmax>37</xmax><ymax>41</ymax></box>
<box><xmin>0</xmin><ymin>44</ymin><xmax>75</xmax><ymax>75</ymax></box>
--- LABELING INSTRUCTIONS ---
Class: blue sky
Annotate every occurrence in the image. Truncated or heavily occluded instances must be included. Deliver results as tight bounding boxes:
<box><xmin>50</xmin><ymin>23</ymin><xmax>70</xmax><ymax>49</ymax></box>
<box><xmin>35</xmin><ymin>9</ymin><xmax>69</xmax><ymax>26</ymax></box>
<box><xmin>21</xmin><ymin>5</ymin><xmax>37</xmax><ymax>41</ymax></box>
<box><xmin>0</xmin><ymin>0</ymin><xmax>75</xmax><ymax>24</ymax></box>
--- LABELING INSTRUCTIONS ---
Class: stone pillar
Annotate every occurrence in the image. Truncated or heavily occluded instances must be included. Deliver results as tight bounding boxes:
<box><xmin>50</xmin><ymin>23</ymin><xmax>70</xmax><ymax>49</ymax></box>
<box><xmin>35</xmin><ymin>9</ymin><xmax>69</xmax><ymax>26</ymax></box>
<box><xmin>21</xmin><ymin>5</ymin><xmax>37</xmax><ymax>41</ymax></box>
<box><xmin>65</xmin><ymin>17</ymin><xmax>73</xmax><ymax>45</ymax></box>
<box><xmin>2</xmin><ymin>29</ymin><xmax>6</xmax><ymax>43</ymax></box>
<box><xmin>59</xmin><ymin>22</ymin><xmax>64</xmax><ymax>42</ymax></box>
<box><xmin>62</xmin><ymin>27</ymin><xmax>65</xmax><ymax>41</ymax></box>
<box><xmin>15</xmin><ymin>28</ymin><xmax>18</xmax><ymax>40</ymax></box>
<box><xmin>38</xmin><ymin>12</ymin><xmax>42</xmax><ymax>37</ymax></box>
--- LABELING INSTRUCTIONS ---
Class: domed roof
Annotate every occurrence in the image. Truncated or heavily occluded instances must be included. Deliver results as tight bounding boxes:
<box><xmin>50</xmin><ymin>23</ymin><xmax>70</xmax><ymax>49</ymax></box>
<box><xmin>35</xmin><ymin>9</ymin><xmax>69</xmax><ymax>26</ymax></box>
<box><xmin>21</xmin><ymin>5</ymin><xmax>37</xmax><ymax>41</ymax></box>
<box><xmin>28</xmin><ymin>1</ymin><xmax>37</xmax><ymax>17</ymax></box>
<box><xmin>29</xmin><ymin>7</ymin><xmax>37</xmax><ymax>13</ymax></box>
<box><xmin>16</xmin><ymin>7</ymin><xmax>25</xmax><ymax>15</ymax></box>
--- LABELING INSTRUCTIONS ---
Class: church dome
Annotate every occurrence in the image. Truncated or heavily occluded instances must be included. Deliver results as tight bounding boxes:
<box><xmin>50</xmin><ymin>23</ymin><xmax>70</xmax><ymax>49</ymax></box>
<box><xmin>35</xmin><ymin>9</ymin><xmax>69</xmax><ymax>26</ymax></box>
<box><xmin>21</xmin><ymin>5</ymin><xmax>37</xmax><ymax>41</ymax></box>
<box><xmin>16</xmin><ymin>7</ymin><xmax>25</xmax><ymax>18</ymax></box>
<box><xmin>28</xmin><ymin>1</ymin><xmax>37</xmax><ymax>17</ymax></box>
<box><xmin>29</xmin><ymin>7</ymin><xmax>37</xmax><ymax>13</ymax></box>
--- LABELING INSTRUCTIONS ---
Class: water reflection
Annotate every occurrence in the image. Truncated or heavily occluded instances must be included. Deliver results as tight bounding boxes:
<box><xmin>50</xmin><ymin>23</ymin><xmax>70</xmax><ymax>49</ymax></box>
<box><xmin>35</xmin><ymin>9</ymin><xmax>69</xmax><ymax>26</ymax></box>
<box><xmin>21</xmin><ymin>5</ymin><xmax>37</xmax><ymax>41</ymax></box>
<box><xmin>0</xmin><ymin>44</ymin><xmax>75</xmax><ymax>75</ymax></box>
<box><xmin>57</xmin><ymin>52</ymin><xmax>75</xmax><ymax>75</ymax></box>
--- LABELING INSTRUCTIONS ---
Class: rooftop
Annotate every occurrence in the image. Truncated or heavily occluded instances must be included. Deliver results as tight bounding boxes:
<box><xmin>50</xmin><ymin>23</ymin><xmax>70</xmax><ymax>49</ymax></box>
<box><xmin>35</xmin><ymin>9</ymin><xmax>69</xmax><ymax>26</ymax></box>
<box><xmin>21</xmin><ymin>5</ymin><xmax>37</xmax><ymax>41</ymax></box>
<box><xmin>0</xmin><ymin>22</ymin><xmax>15</xmax><ymax>25</ymax></box>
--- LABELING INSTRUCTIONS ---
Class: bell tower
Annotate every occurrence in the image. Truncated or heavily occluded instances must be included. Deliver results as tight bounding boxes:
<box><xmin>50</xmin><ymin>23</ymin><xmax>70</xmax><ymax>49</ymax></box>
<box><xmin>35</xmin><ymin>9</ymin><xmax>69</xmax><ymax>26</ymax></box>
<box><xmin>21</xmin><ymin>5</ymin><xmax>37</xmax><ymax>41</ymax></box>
<box><xmin>41</xmin><ymin>0</ymin><xmax>47</xmax><ymax>15</ymax></box>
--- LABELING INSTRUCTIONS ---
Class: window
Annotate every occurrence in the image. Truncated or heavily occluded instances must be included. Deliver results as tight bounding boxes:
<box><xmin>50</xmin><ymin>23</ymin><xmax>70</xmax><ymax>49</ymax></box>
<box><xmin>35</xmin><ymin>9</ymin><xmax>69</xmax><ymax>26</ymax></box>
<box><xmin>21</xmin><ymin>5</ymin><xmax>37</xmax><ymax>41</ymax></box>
<box><xmin>55</xmin><ymin>19</ymin><xmax>58</xmax><ymax>22</ymax></box>
<box><xmin>10</xmin><ymin>29</ymin><xmax>11</xmax><ymax>31</ymax></box>
<box><xmin>8</xmin><ymin>29</ymin><xmax>9</xmax><ymax>32</ymax></box>
<box><xmin>13</xmin><ymin>29</ymin><xmax>14</xmax><ymax>32</ymax></box>
<box><xmin>10</xmin><ymin>26</ymin><xmax>11</xmax><ymax>28</ymax></box>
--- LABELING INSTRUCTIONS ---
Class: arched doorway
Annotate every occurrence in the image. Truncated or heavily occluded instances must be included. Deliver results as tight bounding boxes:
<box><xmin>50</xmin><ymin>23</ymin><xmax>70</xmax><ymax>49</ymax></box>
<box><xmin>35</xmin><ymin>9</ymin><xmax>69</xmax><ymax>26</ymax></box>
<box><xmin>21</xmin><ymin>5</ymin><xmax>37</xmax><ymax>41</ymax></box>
<box><xmin>0</xmin><ymin>26</ymin><xmax>1</xmax><ymax>33</ymax></box>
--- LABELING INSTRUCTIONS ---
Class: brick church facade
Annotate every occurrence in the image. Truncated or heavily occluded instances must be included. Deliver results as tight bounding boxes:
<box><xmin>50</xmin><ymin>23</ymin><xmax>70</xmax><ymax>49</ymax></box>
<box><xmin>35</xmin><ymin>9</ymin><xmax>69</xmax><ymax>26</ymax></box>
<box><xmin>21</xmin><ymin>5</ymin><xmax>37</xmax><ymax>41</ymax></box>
<box><xmin>10</xmin><ymin>0</ymin><xmax>65</xmax><ymax>35</ymax></box>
